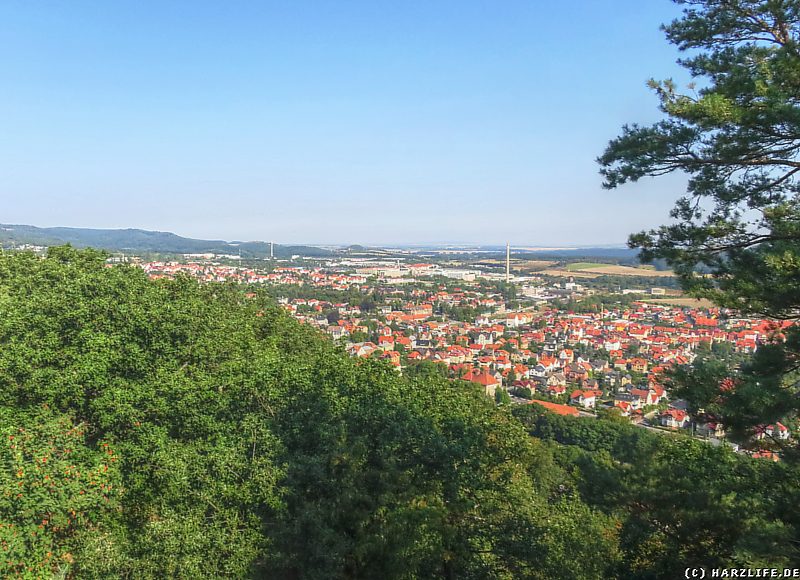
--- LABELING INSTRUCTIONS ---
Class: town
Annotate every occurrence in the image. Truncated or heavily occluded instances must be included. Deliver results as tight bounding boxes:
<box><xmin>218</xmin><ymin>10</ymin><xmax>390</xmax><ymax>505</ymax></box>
<box><xmin>6</xmin><ymin>0</ymin><xmax>799</xmax><ymax>574</ymax></box>
<box><xmin>132</xmin><ymin>249</ymin><xmax>793</xmax><ymax>458</ymax></box>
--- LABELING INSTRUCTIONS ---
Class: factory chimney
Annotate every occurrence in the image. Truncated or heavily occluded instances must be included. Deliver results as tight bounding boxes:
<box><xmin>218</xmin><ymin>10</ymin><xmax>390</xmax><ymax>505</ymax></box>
<box><xmin>505</xmin><ymin>243</ymin><xmax>510</xmax><ymax>283</ymax></box>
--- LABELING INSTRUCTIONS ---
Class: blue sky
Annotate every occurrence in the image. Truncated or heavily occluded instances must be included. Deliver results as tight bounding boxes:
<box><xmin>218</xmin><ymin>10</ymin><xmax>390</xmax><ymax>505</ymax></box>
<box><xmin>1</xmin><ymin>0</ymin><xmax>690</xmax><ymax>246</ymax></box>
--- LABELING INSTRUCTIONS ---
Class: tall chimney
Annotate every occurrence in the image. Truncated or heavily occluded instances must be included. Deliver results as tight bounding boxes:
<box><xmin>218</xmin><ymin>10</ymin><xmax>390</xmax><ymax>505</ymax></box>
<box><xmin>505</xmin><ymin>243</ymin><xmax>510</xmax><ymax>283</ymax></box>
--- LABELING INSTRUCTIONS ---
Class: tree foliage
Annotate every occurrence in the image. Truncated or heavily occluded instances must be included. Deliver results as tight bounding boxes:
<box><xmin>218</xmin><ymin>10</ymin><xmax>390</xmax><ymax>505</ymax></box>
<box><xmin>0</xmin><ymin>248</ymin><xmax>624</xmax><ymax>578</ymax></box>
<box><xmin>599</xmin><ymin>0</ymin><xmax>800</xmax><ymax>451</ymax></box>
<box><xmin>513</xmin><ymin>404</ymin><xmax>800</xmax><ymax>575</ymax></box>
<box><xmin>0</xmin><ymin>408</ymin><xmax>121</xmax><ymax>577</ymax></box>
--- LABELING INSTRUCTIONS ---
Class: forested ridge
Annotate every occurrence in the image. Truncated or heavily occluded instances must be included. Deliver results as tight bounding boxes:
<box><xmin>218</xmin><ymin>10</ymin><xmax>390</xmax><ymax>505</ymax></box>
<box><xmin>0</xmin><ymin>224</ymin><xmax>330</xmax><ymax>259</ymax></box>
<box><xmin>0</xmin><ymin>247</ymin><xmax>797</xmax><ymax>578</ymax></box>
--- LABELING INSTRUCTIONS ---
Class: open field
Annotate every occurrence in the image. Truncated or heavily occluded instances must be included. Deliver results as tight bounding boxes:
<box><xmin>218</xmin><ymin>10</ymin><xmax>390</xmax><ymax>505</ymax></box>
<box><xmin>643</xmin><ymin>297</ymin><xmax>716</xmax><ymax>308</ymax></box>
<box><xmin>565</xmin><ymin>262</ymin><xmax>607</xmax><ymax>271</ymax></box>
<box><xmin>587</xmin><ymin>265</ymin><xmax>672</xmax><ymax>277</ymax></box>
<box><xmin>477</xmin><ymin>259</ymin><xmax>556</xmax><ymax>272</ymax></box>
<box><xmin>515</xmin><ymin>259</ymin><xmax>557</xmax><ymax>272</ymax></box>
<box><xmin>546</xmin><ymin>263</ymin><xmax>674</xmax><ymax>277</ymax></box>
<box><xmin>539</xmin><ymin>269</ymin><xmax>605</xmax><ymax>278</ymax></box>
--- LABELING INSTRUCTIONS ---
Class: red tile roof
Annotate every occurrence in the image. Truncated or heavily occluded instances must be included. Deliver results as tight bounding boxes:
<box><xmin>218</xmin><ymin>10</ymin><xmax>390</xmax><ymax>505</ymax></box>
<box><xmin>529</xmin><ymin>400</ymin><xmax>579</xmax><ymax>417</ymax></box>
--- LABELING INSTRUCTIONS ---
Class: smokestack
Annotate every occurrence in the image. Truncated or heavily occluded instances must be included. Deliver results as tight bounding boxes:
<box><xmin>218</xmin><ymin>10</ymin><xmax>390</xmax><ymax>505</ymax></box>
<box><xmin>270</xmin><ymin>242</ymin><xmax>274</xmax><ymax>260</ymax></box>
<box><xmin>505</xmin><ymin>243</ymin><xmax>510</xmax><ymax>283</ymax></box>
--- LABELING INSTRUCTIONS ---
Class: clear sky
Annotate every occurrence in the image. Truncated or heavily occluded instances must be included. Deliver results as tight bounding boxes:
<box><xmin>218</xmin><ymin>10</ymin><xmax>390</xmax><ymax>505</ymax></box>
<box><xmin>1</xmin><ymin>0</ymin><xmax>691</xmax><ymax>246</ymax></box>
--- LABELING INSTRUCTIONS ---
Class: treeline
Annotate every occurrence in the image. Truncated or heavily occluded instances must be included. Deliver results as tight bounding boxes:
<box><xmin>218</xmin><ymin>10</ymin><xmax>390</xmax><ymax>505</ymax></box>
<box><xmin>554</xmin><ymin>293</ymin><xmax>643</xmax><ymax>313</ymax></box>
<box><xmin>261</xmin><ymin>283</ymin><xmax>383</xmax><ymax>312</ymax></box>
<box><xmin>585</xmin><ymin>274</ymin><xmax>680</xmax><ymax>291</ymax></box>
<box><xmin>513</xmin><ymin>405</ymin><xmax>800</xmax><ymax>575</ymax></box>
<box><xmin>436</xmin><ymin>302</ymin><xmax>481</xmax><ymax>322</ymax></box>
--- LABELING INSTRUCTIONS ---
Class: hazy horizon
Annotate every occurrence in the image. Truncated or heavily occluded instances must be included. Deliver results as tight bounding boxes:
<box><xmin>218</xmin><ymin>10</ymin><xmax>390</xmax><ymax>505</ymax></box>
<box><xmin>3</xmin><ymin>221</ymin><xmax>638</xmax><ymax>250</ymax></box>
<box><xmin>3</xmin><ymin>1</ymin><xmax>688</xmax><ymax>245</ymax></box>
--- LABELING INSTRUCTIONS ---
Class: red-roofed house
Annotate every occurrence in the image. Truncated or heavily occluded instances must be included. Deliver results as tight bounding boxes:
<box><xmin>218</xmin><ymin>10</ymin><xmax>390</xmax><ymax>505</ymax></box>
<box><xmin>377</xmin><ymin>335</ymin><xmax>395</xmax><ymax>350</ymax></box>
<box><xmin>630</xmin><ymin>388</ymin><xmax>658</xmax><ymax>407</ymax></box>
<box><xmin>570</xmin><ymin>389</ymin><xmax>596</xmax><ymax>409</ymax></box>
<box><xmin>766</xmin><ymin>422</ymin><xmax>791</xmax><ymax>441</ymax></box>
<box><xmin>659</xmin><ymin>409</ymin><xmax>689</xmax><ymax>429</ymax></box>
<box><xmin>469</xmin><ymin>370</ymin><xmax>500</xmax><ymax>397</ymax></box>
<box><xmin>614</xmin><ymin>400</ymin><xmax>632</xmax><ymax>417</ymax></box>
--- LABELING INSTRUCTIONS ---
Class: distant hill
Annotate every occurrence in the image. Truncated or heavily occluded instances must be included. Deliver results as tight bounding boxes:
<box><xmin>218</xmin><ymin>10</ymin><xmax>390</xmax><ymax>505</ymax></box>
<box><xmin>519</xmin><ymin>247</ymin><xmax>639</xmax><ymax>259</ymax></box>
<box><xmin>414</xmin><ymin>246</ymin><xmax>647</xmax><ymax>265</ymax></box>
<box><xmin>0</xmin><ymin>224</ymin><xmax>332</xmax><ymax>258</ymax></box>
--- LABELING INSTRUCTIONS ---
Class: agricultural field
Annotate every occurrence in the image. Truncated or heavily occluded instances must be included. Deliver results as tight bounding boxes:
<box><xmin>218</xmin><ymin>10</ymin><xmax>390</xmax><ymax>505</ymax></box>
<box><xmin>546</xmin><ymin>263</ymin><xmax>674</xmax><ymax>277</ymax></box>
<box><xmin>514</xmin><ymin>259</ymin><xmax>557</xmax><ymax>272</ymax></box>
<box><xmin>476</xmin><ymin>259</ymin><xmax>556</xmax><ymax>272</ymax></box>
<box><xmin>644</xmin><ymin>297</ymin><xmax>717</xmax><ymax>308</ymax></box>
<box><xmin>564</xmin><ymin>262</ymin><xmax>608</xmax><ymax>271</ymax></box>
<box><xmin>539</xmin><ymin>268</ymin><xmax>606</xmax><ymax>278</ymax></box>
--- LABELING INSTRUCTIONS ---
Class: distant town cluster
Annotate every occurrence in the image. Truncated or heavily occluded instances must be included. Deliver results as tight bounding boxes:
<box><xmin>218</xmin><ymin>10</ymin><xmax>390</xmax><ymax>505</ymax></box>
<box><xmin>126</xmin><ymin>250</ymin><xmax>793</xmax><ymax>459</ymax></box>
